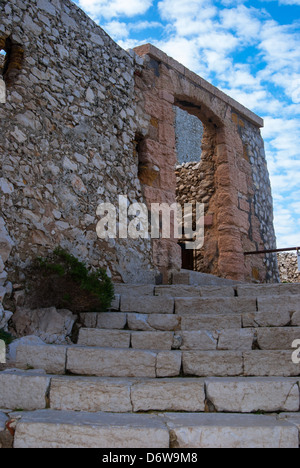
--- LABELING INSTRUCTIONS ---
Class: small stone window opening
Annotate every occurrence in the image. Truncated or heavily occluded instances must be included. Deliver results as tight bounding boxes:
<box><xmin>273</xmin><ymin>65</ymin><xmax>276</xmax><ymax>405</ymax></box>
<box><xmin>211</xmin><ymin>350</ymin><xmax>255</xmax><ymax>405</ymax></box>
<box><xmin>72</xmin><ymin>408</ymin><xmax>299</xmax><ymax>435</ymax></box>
<box><xmin>0</xmin><ymin>49</ymin><xmax>6</xmax><ymax>103</ymax></box>
<box><xmin>0</xmin><ymin>37</ymin><xmax>24</xmax><ymax>93</ymax></box>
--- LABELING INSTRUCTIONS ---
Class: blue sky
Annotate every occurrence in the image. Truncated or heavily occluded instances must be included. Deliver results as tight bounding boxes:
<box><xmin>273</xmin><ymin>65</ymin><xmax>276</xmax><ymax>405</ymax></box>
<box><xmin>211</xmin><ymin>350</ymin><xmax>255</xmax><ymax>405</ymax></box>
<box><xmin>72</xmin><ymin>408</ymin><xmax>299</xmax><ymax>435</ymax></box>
<box><xmin>74</xmin><ymin>0</ymin><xmax>300</xmax><ymax>249</ymax></box>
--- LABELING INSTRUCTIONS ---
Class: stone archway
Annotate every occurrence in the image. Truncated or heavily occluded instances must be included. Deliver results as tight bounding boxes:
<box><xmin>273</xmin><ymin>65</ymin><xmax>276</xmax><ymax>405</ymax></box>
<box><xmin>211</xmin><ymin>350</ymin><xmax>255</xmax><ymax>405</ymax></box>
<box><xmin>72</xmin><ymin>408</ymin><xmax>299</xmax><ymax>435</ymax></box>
<box><xmin>134</xmin><ymin>44</ymin><xmax>274</xmax><ymax>283</ymax></box>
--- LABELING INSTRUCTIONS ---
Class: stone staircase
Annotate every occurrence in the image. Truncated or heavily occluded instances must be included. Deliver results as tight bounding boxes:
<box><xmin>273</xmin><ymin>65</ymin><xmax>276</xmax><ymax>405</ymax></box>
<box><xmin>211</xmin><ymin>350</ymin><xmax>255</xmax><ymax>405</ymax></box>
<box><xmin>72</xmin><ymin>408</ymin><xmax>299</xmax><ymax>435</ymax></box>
<box><xmin>0</xmin><ymin>282</ymin><xmax>300</xmax><ymax>448</ymax></box>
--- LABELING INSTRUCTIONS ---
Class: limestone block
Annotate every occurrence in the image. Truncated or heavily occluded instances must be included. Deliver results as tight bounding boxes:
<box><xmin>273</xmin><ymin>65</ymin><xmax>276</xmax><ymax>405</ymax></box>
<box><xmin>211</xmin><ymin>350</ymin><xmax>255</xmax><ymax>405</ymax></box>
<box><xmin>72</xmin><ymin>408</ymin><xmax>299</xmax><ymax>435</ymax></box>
<box><xmin>175</xmin><ymin>297</ymin><xmax>256</xmax><ymax>315</ymax></box>
<box><xmin>156</xmin><ymin>351</ymin><xmax>182</xmax><ymax>377</ymax></box>
<box><xmin>180</xmin><ymin>331</ymin><xmax>218</xmax><ymax>350</ymax></box>
<box><xmin>49</xmin><ymin>376</ymin><xmax>132</xmax><ymax>412</ymax></box>
<box><xmin>199</xmin><ymin>286</ymin><xmax>235</xmax><ymax>297</ymax></box>
<box><xmin>181</xmin><ymin>314</ymin><xmax>241</xmax><ymax>330</ymax></box>
<box><xmin>256</xmin><ymin>328</ymin><xmax>300</xmax><ymax>350</ymax></box>
<box><xmin>16</xmin><ymin>344</ymin><xmax>67</xmax><ymax>375</ymax></box>
<box><xmin>110</xmin><ymin>294</ymin><xmax>120</xmax><ymax>311</ymax></box>
<box><xmin>237</xmin><ymin>284</ymin><xmax>300</xmax><ymax>297</ymax></box>
<box><xmin>131</xmin><ymin>378</ymin><xmax>205</xmax><ymax>412</ymax></box>
<box><xmin>114</xmin><ymin>284</ymin><xmax>155</xmax><ymax>296</ymax></box>
<box><xmin>205</xmin><ymin>377</ymin><xmax>300</xmax><ymax>413</ymax></box>
<box><xmin>243</xmin><ymin>351</ymin><xmax>300</xmax><ymax>377</ymax></box>
<box><xmin>14</xmin><ymin>410</ymin><xmax>170</xmax><ymax>448</ymax></box>
<box><xmin>131</xmin><ymin>331</ymin><xmax>174</xmax><ymax>350</ymax></box>
<box><xmin>165</xmin><ymin>413</ymin><xmax>299</xmax><ymax>448</ymax></box>
<box><xmin>77</xmin><ymin>329</ymin><xmax>131</xmax><ymax>348</ymax></box>
<box><xmin>217</xmin><ymin>329</ymin><xmax>255</xmax><ymax>351</ymax></box>
<box><xmin>0</xmin><ymin>370</ymin><xmax>50</xmax><ymax>411</ymax></box>
<box><xmin>155</xmin><ymin>285</ymin><xmax>201</xmax><ymax>297</ymax></box>
<box><xmin>97</xmin><ymin>313</ymin><xmax>127</xmax><ymax>329</ymax></box>
<box><xmin>291</xmin><ymin>311</ymin><xmax>300</xmax><ymax>326</ymax></box>
<box><xmin>148</xmin><ymin>314</ymin><xmax>181</xmax><ymax>331</ymax></box>
<box><xmin>183</xmin><ymin>351</ymin><xmax>243</xmax><ymax>377</ymax></box>
<box><xmin>242</xmin><ymin>310</ymin><xmax>291</xmax><ymax>328</ymax></box>
<box><xmin>79</xmin><ymin>313</ymin><xmax>98</xmax><ymax>328</ymax></box>
<box><xmin>257</xmin><ymin>296</ymin><xmax>300</xmax><ymax>314</ymax></box>
<box><xmin>127</xmin><ymin>313</ymin><xmax>154</xmax><ymax>331</ymax></box>
<box><xmin>121</xmin><ymin>296</ymin><xmax>174</xmax><ymax>314</ymax></box>
<box><xmin>67</xmin><ymin>347</ymin><xmax>157</xmax><ymax>378</ymax></box>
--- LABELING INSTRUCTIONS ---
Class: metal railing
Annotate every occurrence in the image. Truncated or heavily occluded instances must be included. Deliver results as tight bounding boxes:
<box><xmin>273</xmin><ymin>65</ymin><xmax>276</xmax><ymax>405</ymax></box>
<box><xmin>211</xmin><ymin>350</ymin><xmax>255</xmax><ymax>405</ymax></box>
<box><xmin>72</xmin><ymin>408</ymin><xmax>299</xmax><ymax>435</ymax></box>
<box><xmin>244</xmin><ymin>247</ymin><xmax>300</xmax><ymax>256</ymax></box>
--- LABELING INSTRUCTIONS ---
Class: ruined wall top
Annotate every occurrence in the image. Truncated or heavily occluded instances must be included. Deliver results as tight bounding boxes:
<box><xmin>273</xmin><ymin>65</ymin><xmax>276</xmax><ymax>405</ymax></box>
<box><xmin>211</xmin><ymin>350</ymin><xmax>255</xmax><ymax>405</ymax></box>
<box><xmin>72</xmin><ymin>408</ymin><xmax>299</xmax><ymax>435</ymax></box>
<box><xmin>134</xmin><ymin>44</ymin><xmax>264</xmax><ymax>128</ymax></box>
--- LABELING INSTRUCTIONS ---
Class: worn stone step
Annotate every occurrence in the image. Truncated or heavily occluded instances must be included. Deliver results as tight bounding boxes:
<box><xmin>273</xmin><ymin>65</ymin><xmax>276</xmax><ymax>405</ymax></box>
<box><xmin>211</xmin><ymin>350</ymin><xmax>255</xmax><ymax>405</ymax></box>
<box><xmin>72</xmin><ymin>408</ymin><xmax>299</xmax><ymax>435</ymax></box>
<box><xmin>183</xmin><ymin>350</ymin><xmax>300</xmax><ymax>377</ymax></box>
<box><xmin>257</xmin><ymin>296</ymin><xmax>300</xmax><ymax>314</ymax></box>
<box><xmin>237</xmin><ymin>284</ymin><xmax>300</xmax><ymax>297</ymax></box>
<box><xmin>1</xmin><ymin>370</ymin><xmax>299</xmax><ymax>415</ymax></box>
<box><xmin>16</xmin><ymin>344</ymin><xmax>182</xmax><ymax>378</ymax></box>
<box><xmin>120</xmin><ymin>296</ymin><xmax>175</xmax><ymax>314</ymax></box>
<box><xmin>205</xmin><ymin>377</ymin><xmax>300</xmax><ymax>413</ymax></box>
<box><xmin>175</xmin><ymin>297</ymin><xmax>257</xmax><ymax>315</ymax></box>
<box><xmin>77</xmin><ymin>328</ymin><xmax>175</xmax><ymax>350</ymax></box>
<box><xmin>154</xmin><ymin>285</ymin><xmax>236</xmax><ymax>298</ymax></box>
<box><xmin>165</xmin><ymin>413</ymin><xmax>299</xmax><ymax>448</ymax></box>
<box><xmin>13</xmin><ymin>410</ymin><xmax>170</xmax><ymax>448</ymax></box>
<box><xmin>11</xmin><ymin>410</ymin><xmax>299</xmax><ymax>448</ymax></box>
<box><xmin>80</xmin><ymin>312</ymin><xmax>243</xmax><ymax>332</ymax></box>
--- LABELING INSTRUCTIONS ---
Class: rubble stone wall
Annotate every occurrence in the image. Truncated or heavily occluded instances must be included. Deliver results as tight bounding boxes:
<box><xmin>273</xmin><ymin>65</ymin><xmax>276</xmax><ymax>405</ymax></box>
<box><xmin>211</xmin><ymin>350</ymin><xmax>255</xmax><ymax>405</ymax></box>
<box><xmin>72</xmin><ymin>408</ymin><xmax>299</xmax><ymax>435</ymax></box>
<box><xmin>0</xmin><ymin>0</ymin><xmax>157</xmax><ymax>307</ymax></box>
<box><xmin>277</xmin><ymin>253</ymin><xmax>300</xmax><ymax>283</ymax></box>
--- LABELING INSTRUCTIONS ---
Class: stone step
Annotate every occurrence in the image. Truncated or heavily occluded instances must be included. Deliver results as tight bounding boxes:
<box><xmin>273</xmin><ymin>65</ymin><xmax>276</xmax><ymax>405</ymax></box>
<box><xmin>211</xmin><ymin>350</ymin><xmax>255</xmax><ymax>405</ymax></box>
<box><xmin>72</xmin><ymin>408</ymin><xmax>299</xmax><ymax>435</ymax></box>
<box><xmin>15</xmin><ymin>344</ymin><xmax>300</xmax><ymax>377</ymax></box>
<box><xmin>16</xmin><ymin>344</ymin><xmax>181</xmax><ymax>378</ymax></box>
<box><xmin>81</xmin><ymin>310</ymin><xmax>300</xmax><ymax>331</ymax></box>
<box><xmin>12</xmin><ymin>410</ymin><xmax>170</xmax><ymax>448</ymax></box>
<box><xmin>154</xmin><ymin>285</ymin><xmax>236</xmax><ymax>298</ymax></box>
<box><xmin>237</xmin><ymin>283</ymin><xmax>300</xmax><ymax>297</ymax></box>
<box><xmin>77</xmin><ymin>327</ymin><xmax>300</xmax><ymax>351</ymax></box>
<box><xmin>77</xmin><ymin>328</ymin><xmax>175</xmax><ymax>350</ymax></box>
<box><xmin>80</xmin><ymin>312</ymin><xmax>242</xmax><ymax>331</ymax></box>
<box><xmin>12</xmin><ymin>409</ymin><xmax>299</xmax><ymax>448</ymax></box>
<box><xmin>1</xmin><ymin>371</ymin><xmax>299</xmax><ymax>415</ymax></box>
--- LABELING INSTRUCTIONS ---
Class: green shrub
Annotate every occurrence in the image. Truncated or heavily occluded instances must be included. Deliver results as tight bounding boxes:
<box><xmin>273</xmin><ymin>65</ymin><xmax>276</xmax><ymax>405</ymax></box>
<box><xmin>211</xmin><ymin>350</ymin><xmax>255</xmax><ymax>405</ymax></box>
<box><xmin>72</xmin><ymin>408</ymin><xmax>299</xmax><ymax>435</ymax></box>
<box><xmin>0</xmin><ymin>329</ymin><xmax>14</xmax><ymax>345</ymax></box>
<box><xmin>24</xmin><ymin>247</ymin><xmax>114</xmax><ymax>313</ymax></box>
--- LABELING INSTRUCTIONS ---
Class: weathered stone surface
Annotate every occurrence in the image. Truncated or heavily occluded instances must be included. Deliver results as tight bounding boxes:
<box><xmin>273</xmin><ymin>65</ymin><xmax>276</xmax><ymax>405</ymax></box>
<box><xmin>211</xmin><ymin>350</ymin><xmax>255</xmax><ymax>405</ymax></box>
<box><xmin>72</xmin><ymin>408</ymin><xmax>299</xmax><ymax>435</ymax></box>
<box><xmin>181</xmin><ymin>314</ymin><xmax>241</xmax><ymax>330</ymax></box>
<box><xmin>277</xmin><ymin>253</ymin><xmax>300</xmax><ymax>284</ymax></box>
<box><xmin>256</xmin><ymin>328</ymin><xmax>300</xmax><ymax>350</ymax></box>
<box><xmin>16</xmin><ymin>344</ymin><xmax>67</xmax><ymax>375</ymax></box>
<box><xmin>237</xmin><ymin>284</ymin><xmax>300</xmax><ymax>297</ymax></box>
<box><xmin>217</xmin><ymin>329</ymin><xmax>255</xmax><ymax>351</ymax></box>
<box><xmin>79</xmin><ymin>313</ymin><xmax>98</xmax><ymax>329</ymax></box>
<box><xmin>182</xmin><ymin>351</ymin><xmax>243</xmax><ymax>377</ymax></box>
<box><xmin>7</xmin><ymin>336</ymin><xmax>45</xmax><ymax>362</ymax></box>
<box><xmin>131</xmin><ymin>378</ymin><xmax>205</xmax><ymax>412</ymax></box>
<box><xmin>175</xmin><ymin>297</ymin><xmax>256</xmax><ymax>315</ymax></box>
<box><xmin>180</xmin><ymin>331</ymin><xmax>218</xmax><ymax>350</ymax></box>
<box><xmin>155</xmin><ymin>285</ymin><xmax>201</xmax><ymax>297</ymax></box>
<box><xmin>156</xmin><ymin>351</ymin><xmax>182</xmax><ymax>377</ymax></box>
<box><xmin>77</xmin><ymin>329</ymin><xmax>131</xmax><ymax>348</ymax></box>
<box><xmin>257</xmin><ymin>296</ymin><xmax>300</xmax><ymax>314</ymax></box>
<box><xmin>121</xmin><ymin>296</ymin><xmax>174</xmax><ymax>314</ymax></box>
<box><xmin>97</xmin><ymin>313</ymin><xmax>127</xmax><ymax>330</ymax></box>
<box><xmin>0</xmin><ymin>369</ymin><xmax>50</xmax><ymax>411</ymax></box>
<box><xmin>66</xmin><ymin>347</ymin><xmax>157</xmax><ymax>378</ymax></box>
<box><xmin>242</xmin><ymin>310</ymin><xmax>291</xmax><ymax>328</ymax></box>
<box><xmin>11</xmin><ymin>307</ymin><xmax>76</xmax><ymax>344</ymax></box>
<box><xmin>131</xmin><ymin>331</ymin><xmax>174</xmax><ymax>350</ymax></box>
<box><xmin>199</xmin><ymin>286</ymin><xmax>235</xmax><ymax>297</ymax></box>
<box><xmin>205</xmin><ymin>377</ymin><xmax>300</xmax><ymax>413</ymax></box>
<box><xmin>114</xmin><ymin>285</ymin><xmax>155</xmax><ymax>296</ymax></box>
<box><xmin>291</xmin><ymin>311</ymin><xmax>300</xmax><ymax>326</ymax></box>
<box><xmin>49</xmin><ymin>377</ymin><xmax>132</xmax><ymax>412</ymax></box>
<box><xmin>14</xmin><ymin>410</ymin><xmax>170</xmax><ymax>448</ymax></box>
<box><xmin>165</xmin><ymin>413</ymin><xmax>298</xmax><ymax>448</ymax></box>
<box><xmin>243</xmin><ymin>351</ymin><xmax>300</xmax><ymax>377</ymax></box>
<box><xmin>127</xmin><ymin>313</ymin><xmax>180</xmax><ymax>331</ymax></box>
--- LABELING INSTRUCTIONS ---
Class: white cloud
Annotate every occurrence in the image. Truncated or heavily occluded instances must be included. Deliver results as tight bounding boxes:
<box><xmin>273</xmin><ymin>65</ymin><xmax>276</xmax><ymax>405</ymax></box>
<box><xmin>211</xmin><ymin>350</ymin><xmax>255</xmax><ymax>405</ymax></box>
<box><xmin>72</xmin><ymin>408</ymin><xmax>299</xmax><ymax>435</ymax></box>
<box><xmin>104</xmin><ymin>21</ymin><xmax>129</xmax><ymax>39</ymax></box>
<box><xmin>77</xmin><ymin>0</ymin><xmax>153</xmax><ymax>19</ymax></box>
